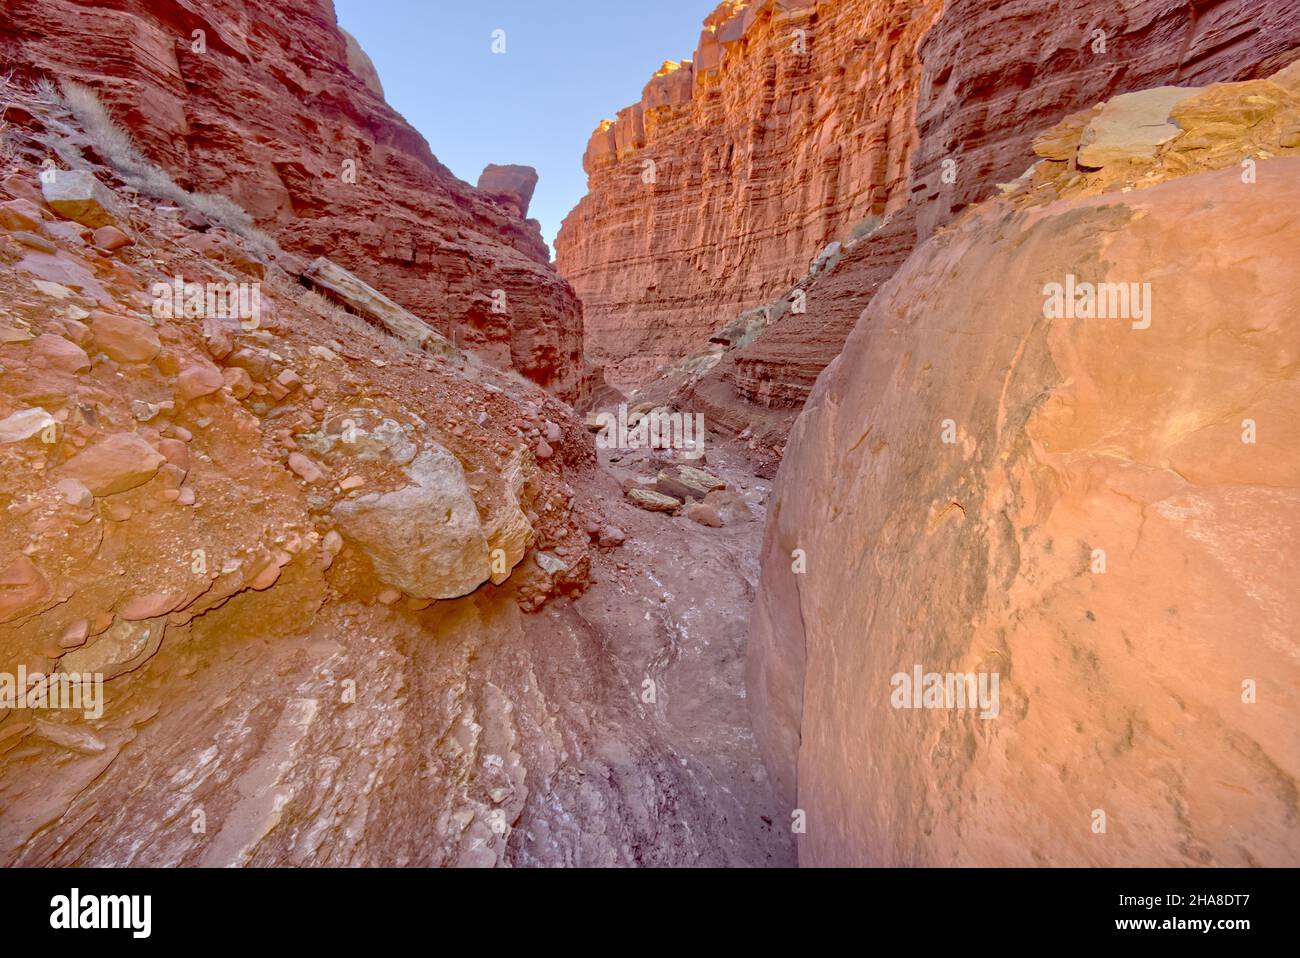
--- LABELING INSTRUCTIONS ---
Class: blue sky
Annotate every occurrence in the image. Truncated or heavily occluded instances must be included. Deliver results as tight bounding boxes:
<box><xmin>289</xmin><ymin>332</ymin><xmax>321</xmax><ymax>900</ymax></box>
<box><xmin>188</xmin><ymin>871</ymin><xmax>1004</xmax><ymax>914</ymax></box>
<box><xmin>334</xmin><ymin>0</ymin><xmax>709</xmax><ymax>254</ymax></box>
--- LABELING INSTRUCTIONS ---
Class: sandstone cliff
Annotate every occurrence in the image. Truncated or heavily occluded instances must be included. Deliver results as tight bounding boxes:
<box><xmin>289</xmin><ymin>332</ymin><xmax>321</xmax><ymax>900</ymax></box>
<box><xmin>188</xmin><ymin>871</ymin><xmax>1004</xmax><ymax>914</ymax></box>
<box><xmin>748</xmin><ymin>64</ymin><xmax>1300</xmax><ymax>865</ymax></box>
<box><xmin>0</xmin><ymin>0</ymin><xmax>586</xmax><ymax>399</ymax></box>
<box><xmin>557</xmin><ymin>0</ymin><xmax>1300</xmax><ymax>413</ymax></box>
<box><xmin>556</xmin><ymin>0</ymin><xmax>939</xmax><ymax>388</ymax></box>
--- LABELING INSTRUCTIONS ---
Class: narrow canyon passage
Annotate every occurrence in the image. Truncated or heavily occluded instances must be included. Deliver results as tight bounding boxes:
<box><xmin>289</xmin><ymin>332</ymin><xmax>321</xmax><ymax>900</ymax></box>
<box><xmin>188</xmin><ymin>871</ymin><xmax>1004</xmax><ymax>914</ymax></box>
<box><xmin>526</xmin><ymin>433</ymin><xmax>794</xmax><ymax>865</ymax></box>
<box><xmin>0</xmin><ymin>423</ymin><xmax>791</xmax><ymax>867</ymax></box>
<box><xmin>2</xmin><ymin>0</ymin><xmax>1297</xmax><ymax>882</ymax></box>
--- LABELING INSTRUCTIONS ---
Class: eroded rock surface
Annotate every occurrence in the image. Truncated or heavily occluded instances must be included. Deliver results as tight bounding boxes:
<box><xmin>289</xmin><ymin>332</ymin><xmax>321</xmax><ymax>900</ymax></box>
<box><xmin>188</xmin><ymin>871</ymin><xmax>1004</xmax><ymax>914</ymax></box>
<box><xmin>0</xmin><ymin>77</ymin><xmax>789</xmax><ymax>868</ymax></box>
<box><xmin>749</xmin><ymin>67</ymin><xmax>1300</xmax><ymax>866</ymax></box>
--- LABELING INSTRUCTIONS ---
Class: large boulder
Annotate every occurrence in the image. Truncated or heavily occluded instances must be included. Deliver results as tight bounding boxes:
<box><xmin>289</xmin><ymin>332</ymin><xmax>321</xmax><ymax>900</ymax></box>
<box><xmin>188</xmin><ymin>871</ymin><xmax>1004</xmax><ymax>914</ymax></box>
<box><xmin>332</xmin><ymin>446</ymin><xmax>492</xmax><ymax>599</ymax></box>
<box><xmin>0</xmin><ymin>197</ymin><xmax>43</xmax><ymax>231</ymax></box>
<box><xmin>60</xmin><ymin>433</ymin><xmax>165</xmax><ymax>496</ymax></box>
<box><xmin>654</xmin><ymin>465</ymin><xmax>726</xmax><ymax>502</ymax></box>
<box><xmin>749</xmin><ymin>136</ymin><xmax>1300</xmax><ymax>865</ymax></box>
<box><xmin>88</xmin><ymin>311</ymin><xmax>160</xmax><ymax>364</ymax></box>
<box><xmin>703</xmin><ymin>489</ymin><xmax>753</xmax><ymax>524</ymax></box>
<box><xmin>27</xmin><ymin>333</ymin><xmax>89</xmax><ymax>374</ymax></box>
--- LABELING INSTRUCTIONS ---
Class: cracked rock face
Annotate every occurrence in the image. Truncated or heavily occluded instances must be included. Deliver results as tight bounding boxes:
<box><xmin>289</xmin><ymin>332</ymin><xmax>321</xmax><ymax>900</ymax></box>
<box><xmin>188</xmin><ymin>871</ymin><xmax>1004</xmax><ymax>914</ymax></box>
<box><xmin>749</xmin><ymin>66</ymin><xmax>1300</xmax><ymax>866</ymax></box>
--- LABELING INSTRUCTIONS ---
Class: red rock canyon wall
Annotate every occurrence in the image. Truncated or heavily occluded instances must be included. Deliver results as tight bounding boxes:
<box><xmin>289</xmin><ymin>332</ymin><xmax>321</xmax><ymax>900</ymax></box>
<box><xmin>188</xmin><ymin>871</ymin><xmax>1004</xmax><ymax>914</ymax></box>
<box><xmin>0</xmin><ymin>72</ymin><xmax>791</xmax><ymax>866</ymax></box>
<box><xmin>555</xmin><ymin>0</ymin><xmax>942</xmax><ymax>388</ymax></box>
<box><xmin>0</xmin><ymin>0</ymin><xmax>587</xmax><ymax>399</ymax></box>
<box><xmin>558</xmin><ymin>0</ymin><xmax>1300</xmax><ymax>406</ymax></box>
<box><xmin>748</xmin><ymin>64</ymin><xmax>1300</xmax><ymax>865</ymax></box>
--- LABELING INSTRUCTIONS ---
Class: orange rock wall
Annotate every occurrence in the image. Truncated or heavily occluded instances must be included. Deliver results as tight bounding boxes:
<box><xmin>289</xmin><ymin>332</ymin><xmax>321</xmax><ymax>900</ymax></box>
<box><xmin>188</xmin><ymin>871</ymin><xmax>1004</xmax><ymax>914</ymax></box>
<box><xmin>748</xmin><ymin>67</ymin><xmax>1300</xmax><ymax>865</ymax></box>
<box><xmin>555</xmin><ymin>0</ymin><xmax>941</xmax><ymax>388</ymax></box>
<box><xmin>558</xmin><ymin>0</ymin><xmax>1300</xmax><ymax>396</ymax></box>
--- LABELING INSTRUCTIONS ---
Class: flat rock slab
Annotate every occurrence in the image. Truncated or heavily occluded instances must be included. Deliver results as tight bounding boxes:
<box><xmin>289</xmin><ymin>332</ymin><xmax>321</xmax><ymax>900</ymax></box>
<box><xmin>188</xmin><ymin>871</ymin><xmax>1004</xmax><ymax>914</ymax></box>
<box><xmin>1077</xmin><ymin>86</ymin><xmax>1199</xmax><ymax>168</ymax></box>
<box><xmin>627</xmin><ymin>487</ymin><xmax>682</xmax><ymax>513</ymax></box>
<box><xmin>59</xmin><ymin>433</ymin><xmax>165</xmax><ymax>496</ymax></box>
<box><xmin>41</xmin><ymin>169</ymin><xmax>127</xmax><ymax>228</ymax></box>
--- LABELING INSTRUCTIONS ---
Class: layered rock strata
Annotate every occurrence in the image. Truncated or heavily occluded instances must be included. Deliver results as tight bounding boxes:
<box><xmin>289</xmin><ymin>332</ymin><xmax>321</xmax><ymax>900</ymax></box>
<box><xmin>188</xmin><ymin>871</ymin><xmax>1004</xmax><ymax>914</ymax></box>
<box><xmin>556</xmin><ymin>0</ymin><xmax>942</xmax><ymax>388</ymax></box>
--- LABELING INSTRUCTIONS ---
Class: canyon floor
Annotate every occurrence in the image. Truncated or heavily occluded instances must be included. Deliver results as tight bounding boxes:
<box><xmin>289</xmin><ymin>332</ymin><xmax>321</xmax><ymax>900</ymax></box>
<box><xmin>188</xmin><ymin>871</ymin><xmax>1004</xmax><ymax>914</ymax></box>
<box><xmin>514</xmin><ymin>435</ymin><xmax>794</xmax><ymax>866</ymax></box>
<box><xmin>3</xmin><ymin>410</ymin><xmax>792</xmax><ymax>868</ymax></box>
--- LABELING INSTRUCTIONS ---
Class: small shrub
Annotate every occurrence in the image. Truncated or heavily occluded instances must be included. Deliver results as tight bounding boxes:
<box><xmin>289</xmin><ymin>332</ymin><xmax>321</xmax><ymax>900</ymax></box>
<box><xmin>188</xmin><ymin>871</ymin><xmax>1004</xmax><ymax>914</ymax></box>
<box><xmin>849</xmin><ymin>213</ymin><xmax>884</xmax><ymax>241</ymax></box>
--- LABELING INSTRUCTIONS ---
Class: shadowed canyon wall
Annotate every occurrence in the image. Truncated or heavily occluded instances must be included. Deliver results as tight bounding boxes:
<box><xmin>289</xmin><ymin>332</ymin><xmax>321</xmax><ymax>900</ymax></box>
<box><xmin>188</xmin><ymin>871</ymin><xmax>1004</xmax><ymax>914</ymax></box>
<box><xmin>557</xmin><ymin>0</ymin><xmax>1300</xmax><ymax>412</ymax></box>
<box><xmin>0</xmin><ymin>68</ymin><xmax>791</xmax><ymax>865</ymax></box>
<box><xmin>0</xmin><ymin>0</ymin><xmax>586</xmax><ymax>399</ymax></box>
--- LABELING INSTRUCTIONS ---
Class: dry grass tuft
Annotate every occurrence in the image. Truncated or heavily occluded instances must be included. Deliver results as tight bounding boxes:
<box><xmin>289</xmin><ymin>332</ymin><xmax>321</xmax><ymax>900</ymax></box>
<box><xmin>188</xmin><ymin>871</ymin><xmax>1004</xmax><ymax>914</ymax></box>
<box><xmin>57</xmin><ymin>80</ymin><xmax>282</xmax><ymax>258</ymax></box>
<box><xmin>0</xmin><ymin>73</ymin><xmax>25</xmax><ymax>166</ymax></box>
<box><xmin>30</xmin><ymin>75</ymin><xmax>61</xmax><ymax>106</ymax></box>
